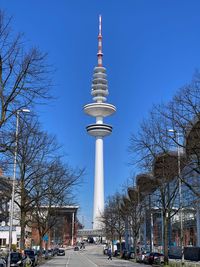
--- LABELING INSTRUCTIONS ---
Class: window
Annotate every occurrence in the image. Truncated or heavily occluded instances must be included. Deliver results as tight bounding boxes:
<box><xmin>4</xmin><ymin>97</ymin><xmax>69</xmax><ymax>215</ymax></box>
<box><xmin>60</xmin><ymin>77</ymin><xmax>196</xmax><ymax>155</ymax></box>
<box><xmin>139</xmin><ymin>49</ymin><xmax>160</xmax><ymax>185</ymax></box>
<box><xmin>0</xmin><ymin>238</ymin><xmax>6</xmax><ymax>247</ymax></box>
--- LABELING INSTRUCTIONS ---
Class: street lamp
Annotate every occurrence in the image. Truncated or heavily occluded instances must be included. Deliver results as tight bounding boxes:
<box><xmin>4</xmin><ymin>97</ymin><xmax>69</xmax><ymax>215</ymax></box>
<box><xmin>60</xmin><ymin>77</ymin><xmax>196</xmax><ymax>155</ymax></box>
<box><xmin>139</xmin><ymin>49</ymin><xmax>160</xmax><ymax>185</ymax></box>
<box><xmin>7</xmin><ymin>109</ymin><xmax>30</xmax><ymax>267</ymax></box>
<box><xmin>168</xmin><ymin>129</ymin><xmax>184</xmax><ymax>265</ymax></box>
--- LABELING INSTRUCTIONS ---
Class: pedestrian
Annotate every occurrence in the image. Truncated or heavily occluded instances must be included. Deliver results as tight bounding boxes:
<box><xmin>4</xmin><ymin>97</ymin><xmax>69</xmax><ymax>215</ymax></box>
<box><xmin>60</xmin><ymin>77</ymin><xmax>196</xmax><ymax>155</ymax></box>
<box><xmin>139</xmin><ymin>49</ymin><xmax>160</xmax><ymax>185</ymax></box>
<box><xmin>107</xmin><ymin>247</ymin><xmax>112</xmax><ymax>260</ymax></box>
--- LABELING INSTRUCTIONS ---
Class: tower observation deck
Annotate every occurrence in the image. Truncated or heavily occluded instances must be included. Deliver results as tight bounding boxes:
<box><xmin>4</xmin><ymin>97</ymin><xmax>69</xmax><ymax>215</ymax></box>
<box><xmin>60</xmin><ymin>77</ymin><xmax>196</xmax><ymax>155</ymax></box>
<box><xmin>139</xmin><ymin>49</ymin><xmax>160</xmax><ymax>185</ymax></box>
<box><xmin>83</xmin><ymin>15</ymin><xmax>116</xmax><ymax>230</ymax></box>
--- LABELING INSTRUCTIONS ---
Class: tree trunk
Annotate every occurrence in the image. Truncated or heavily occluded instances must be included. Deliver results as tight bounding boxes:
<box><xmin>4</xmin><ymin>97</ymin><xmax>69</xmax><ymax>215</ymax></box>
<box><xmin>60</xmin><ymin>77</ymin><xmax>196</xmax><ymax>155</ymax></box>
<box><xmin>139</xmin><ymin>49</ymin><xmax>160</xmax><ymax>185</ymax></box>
<box><xmin>119</xmin><ymin>234</ymin><xmax>122</xmax><ymax>253</ymax></box>
<box><xmin>111</xmin><ymin>239</ymin><xmax>114</xmax><ymax>253</ymax></box>
<box><xmin>133</xmin><ymin>236</ymin><xmax>137</xmax><ymax>259</ymax></box>
<box><xmin>20</xmin><ymin>209</ymin><xmax>26</xmax><ymax>250</ymax></box>
<box><xmin>39</xmin><ymin>236</ymin><xmax>43</xmax><ymax>251</ymax></box>
<box><xmin>163</xmin><ymin>213</ymin><xmax>169</xmax><ymax>265</ymax></box>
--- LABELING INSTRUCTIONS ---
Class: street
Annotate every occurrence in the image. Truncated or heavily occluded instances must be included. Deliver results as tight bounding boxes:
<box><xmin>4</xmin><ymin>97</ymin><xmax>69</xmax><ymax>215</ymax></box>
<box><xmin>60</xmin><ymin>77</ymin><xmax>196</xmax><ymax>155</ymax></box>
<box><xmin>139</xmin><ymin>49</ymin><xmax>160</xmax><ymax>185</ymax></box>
<box><xmin>40</xmin><ymin>245</ymin><xmax>147</xmax><ymax>267</ymax></box>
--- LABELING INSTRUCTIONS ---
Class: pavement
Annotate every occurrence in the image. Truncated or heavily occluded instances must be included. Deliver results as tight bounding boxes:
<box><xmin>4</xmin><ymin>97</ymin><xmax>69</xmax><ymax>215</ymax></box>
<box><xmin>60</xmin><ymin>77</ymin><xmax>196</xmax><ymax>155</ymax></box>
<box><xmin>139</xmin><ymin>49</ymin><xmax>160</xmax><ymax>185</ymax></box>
<box><xmin>40</xmin><ymin>244</ymin><xmax>147</xmax><ymax>267</ymax></box>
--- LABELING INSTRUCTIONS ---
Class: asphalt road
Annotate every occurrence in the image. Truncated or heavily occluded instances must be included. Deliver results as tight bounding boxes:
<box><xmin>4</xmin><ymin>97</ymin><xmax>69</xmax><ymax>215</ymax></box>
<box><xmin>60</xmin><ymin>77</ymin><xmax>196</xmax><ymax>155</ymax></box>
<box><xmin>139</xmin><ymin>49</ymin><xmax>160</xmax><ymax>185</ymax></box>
<box><xmin>40</xmin><ymin>245</ymin><xmax>148</xmax><ymax>267</ymax></box>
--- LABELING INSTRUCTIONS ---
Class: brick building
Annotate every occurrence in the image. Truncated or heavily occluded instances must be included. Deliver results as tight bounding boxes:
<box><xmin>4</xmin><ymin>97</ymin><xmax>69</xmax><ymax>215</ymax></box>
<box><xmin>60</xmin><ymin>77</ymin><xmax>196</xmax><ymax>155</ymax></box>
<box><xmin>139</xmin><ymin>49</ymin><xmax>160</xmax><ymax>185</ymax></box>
<box><xmin>31</xmin><ymin>206</ymin><xmax>80</xmax><ymax>249</ymax></box>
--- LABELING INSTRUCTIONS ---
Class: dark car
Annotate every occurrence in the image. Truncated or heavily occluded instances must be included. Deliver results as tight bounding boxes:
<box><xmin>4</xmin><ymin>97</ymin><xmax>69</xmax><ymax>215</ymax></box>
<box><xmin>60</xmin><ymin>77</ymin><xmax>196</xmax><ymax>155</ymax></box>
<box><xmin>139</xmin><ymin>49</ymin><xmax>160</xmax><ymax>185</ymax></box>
<box><xmin>53</xmin><ymin>248</ymin><xmax>59</xmax><ymax>256</ymax></box>
<box><xmin>136</xmin><ymin>251</ymin><xmax>150</xmax><ymax>263</ymax></box>
<box><xmin>10</xmin><ymin>252</ymin><xmax>23</xmax><ymax>267</ymax></box>
<box><xmin>74</xmin><ymin>246</ymin><xmax>79</xmax><ymax>251</ymax></box>
<box><xmin>47</xmin><ymin>249</ymin><xmax>54</xmax><ymax>257</ymax></box>
<box><xmin>0</xmin><ymin>258</ymin><xmax>6</xmax><ymax>267</ymax></box>
<box><xmin>143</xmin><ymin>252</ymin><xmax>151</xmax><ymax>264</ymax></box>
<box><xmin>0</xmin><ymin>257</ymin><xmax>6</xmax><ymax>267</ymax></box>
<box><xmin>121</xmin><ymin>250</ymin><xmax>128</xmax><ymax>260</ymax></box>
<box><xmin>42</xmin><ymin>250</ymin><xmax>49</xmax><ymax>260</ymax></box>
<box><xmin>148</xmin><ymin>252</ymin><xmax>164</xmax><ymax>264</ymax></box>
<box><xmin>57</xmin><ymin>248</ymin><xmax>65</xmax><ymax>256</ymax></box>
<box><xmin>103</xmin><ymin>246</ymin><xmax>108</xmax><ymax>255</ymax></box>
<box><xmin>24</xmin><ymin>249</ymin><xmax>38</xmax><ymax>266</ymax></box>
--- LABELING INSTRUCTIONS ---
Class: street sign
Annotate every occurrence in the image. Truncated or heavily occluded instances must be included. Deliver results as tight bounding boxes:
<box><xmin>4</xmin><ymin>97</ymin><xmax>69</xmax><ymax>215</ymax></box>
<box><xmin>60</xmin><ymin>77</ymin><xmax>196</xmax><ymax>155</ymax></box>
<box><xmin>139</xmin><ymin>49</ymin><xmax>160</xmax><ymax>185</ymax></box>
<box><xmin>43</xmin><ymin>234</ymin><xmax>48</xmax><ymax>241</ymax></box>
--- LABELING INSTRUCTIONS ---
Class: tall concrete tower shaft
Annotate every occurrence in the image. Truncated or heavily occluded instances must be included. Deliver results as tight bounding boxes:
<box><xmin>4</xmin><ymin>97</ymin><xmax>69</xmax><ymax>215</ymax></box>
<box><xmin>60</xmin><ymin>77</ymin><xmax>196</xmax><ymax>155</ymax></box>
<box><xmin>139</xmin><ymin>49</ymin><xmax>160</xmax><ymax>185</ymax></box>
<box><xmin>83</xmin><ymin>15</ymin><xmax>116</xmax><ymax>230</ymax></box>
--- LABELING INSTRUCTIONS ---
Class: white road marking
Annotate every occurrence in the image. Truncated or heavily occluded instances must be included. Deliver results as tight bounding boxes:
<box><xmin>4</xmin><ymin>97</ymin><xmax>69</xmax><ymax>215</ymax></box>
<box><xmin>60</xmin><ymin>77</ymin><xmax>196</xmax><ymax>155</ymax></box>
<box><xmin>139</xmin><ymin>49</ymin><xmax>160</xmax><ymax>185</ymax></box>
<box><xmin>66</xmin><ymin>253</ymin><xmax>71</xmax><ymax>267</ymax></box>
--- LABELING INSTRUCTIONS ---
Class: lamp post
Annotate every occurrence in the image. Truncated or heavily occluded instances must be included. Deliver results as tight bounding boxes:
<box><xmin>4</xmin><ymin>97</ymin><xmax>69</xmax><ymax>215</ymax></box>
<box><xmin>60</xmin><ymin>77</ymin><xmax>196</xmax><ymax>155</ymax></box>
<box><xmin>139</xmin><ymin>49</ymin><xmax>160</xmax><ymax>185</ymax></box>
<box><xmin>168</xmin><ymin>129</ymin><xmax>184</xmax><ymax>265</ymax></box>
<box><xmin>7</xmin><ymin>109</ymin><xmax>30</xmax><ymax>267</ymax></box>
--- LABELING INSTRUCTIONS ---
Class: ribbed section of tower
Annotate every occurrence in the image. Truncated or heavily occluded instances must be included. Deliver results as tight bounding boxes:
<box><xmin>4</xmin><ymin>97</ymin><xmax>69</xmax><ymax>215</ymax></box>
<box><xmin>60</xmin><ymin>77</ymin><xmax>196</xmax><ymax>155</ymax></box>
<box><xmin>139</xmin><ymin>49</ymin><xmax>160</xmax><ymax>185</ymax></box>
<box><xmin>83</xmin><ymin>15</ymin><xmax>116</xmax><ymax>230</ymax></box>
<box><xmin>91</xmin><ymin>66</ymin><xmax>108</xmax><ymax>103</ymax></box>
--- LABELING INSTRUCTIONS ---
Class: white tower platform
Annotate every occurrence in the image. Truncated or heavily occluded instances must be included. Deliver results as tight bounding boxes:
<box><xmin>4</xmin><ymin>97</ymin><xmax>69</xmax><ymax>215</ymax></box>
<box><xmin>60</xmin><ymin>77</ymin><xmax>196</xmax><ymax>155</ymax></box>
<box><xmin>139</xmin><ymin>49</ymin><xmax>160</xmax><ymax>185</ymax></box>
<box><xmin>83</xmin><ymin>15</ymin><xmax>116</xmax><ymax>230</ymax></box>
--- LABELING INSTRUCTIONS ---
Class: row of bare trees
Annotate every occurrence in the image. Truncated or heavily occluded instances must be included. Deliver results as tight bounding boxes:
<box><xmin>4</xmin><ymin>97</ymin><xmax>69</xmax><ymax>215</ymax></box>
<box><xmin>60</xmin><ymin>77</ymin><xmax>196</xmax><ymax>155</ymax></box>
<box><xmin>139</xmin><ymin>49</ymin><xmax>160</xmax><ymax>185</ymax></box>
<box><xmin>102</xmin><ymin>73</ymin><xmax>200</xmax><ymax>264</ymax></box>
<box><xmin>101</xmin><ymin>187</ymin><xmax>143</xmax><ymax>256</ymax></box>
<box><xmin>0</xmin><ymin>10</ymin><xmax>84</xmax><ymax>250</ymax></box>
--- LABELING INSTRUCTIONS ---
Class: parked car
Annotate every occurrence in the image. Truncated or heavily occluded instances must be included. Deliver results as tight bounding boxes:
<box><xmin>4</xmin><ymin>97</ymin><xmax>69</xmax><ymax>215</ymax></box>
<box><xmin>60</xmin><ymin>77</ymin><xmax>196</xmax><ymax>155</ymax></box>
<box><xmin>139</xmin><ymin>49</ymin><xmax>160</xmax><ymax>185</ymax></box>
<box><xmin>41</xmin><ymin>250</ymin><xmax>49</xmax><ymax>260</ymax></box>
<box><xmin>57</xmin><ymin>248</ymin><xmax>65</xmax><ymax>256</ymax></box>
<box><xmin>136</xmin><ymin>252</ymin><xmax>142</xmax><ymax>262</ymax></box>
<box><xmin>143</xmin><ymin>252</ymin><xmax>151</xmax><ymax>264</ymax></box>
<box><xmin>0</xmin><ymin>258</ymin><xmax>6</xmax><ymax>267</ymax></box>
<box><xmin>47</xmin><ymin>249</ymin><xmax>53</xmax><ymax>257</ymax></box>
<box><xmin>87</xmin><ymin>237</ymin><xmax>94</xmax><ymax>243</ymax></box>
<box><xmin>24</xmin><ymin>249</ymin><xmax>38</xmax><ymax>266</ymax></box>
<box><xmin>53</xmin><ymin>248</ymin><xmax>59</xmax><ymax>256</ymax></box>
<box><xmin>148</xmin><ymin>252</ymin><xmax>164</xmax><ymax>264</ymax></box>
<box><xmin>136</xmin><ymin>251</ymin><xmax>150</xmax><ymax>263</ymax></box>
<box><xmin>10</xmin><ymin>252</ymin><xmax>24</xmax><ymax>267</ymax></box>
<box><xmin>103</xmin><ymin>246</ymin><xmax>108</xmax><ymax>255</ymax></box>
<box><xmin>124</xmin><ymin>251</ymin><xmax>133</xmax><ymax>260</ymax></box>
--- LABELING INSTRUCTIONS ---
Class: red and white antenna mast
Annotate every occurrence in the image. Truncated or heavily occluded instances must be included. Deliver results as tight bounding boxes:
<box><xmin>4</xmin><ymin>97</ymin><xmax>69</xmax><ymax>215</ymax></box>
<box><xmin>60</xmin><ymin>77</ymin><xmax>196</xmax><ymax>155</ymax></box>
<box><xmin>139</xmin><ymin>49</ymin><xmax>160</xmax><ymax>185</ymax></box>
<box><xmin>97</xmin><ymin>15</ymin><xmax>103</xmax><ymax>67</ymax></box>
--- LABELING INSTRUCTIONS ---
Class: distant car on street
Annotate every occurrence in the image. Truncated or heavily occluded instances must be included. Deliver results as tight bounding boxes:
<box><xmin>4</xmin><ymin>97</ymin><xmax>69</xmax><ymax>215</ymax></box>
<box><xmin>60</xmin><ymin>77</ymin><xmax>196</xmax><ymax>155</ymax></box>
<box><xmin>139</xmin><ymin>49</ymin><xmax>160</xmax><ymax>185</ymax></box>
<box><xmin>148</xmin><ymin>252</ymin><xmax>164</xmax><ymax>264</ymax></box>
<box><xmin>136</xmin><ymin>251</ymin><xmax>150</xmax><ymax>263</ymax></box>
<box><xmin>103</xmin><ymin>247</ymin><xmax>108</xmax><ymax>255</ymax></box>
<box><xmin>9</xmin><ymin>252</ymin><xmax>24</xmax><ymax>267</ymax></box>
<box><xmin>57</xmin><ymin>248</ymin><xmax>65</xmax><ymax>256</ymax></box>
<box><xmin>74</xmin><ymin>246</ymin><xmax>79</xmax><ymax>251</ymax></box>
<box><xmin>143</xmin><ymin>252</ymin><xmax>151</xmax><ymax>264</ymax></box>
<box><xmin>47</xmin><ymin>249</ymin><xmax>53</xmax><ymax>257</ymax></box>
<box><xmin>42</xmin><ymin>250</ymin><xmax>49</xmax><ymax>260</ymax></box>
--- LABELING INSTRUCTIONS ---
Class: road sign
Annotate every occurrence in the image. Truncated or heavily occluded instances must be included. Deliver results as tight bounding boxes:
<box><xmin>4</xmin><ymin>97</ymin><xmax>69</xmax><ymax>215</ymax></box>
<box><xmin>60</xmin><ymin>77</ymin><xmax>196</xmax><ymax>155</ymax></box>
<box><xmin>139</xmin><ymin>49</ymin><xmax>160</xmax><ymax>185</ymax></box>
<box><xmin>43</xmin><ymin>234</ymin><xmax>48</xmax><ymax>241</ymax></box>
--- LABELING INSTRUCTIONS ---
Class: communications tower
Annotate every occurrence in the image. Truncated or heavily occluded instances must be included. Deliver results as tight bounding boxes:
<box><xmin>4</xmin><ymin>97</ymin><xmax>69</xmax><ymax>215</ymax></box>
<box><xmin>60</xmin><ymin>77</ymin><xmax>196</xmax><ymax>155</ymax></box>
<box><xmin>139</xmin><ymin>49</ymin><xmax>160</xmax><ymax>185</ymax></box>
<box><xmin>83</xmin><ymin>15</ymin><xmax>116</xmax><ymax>230</ymax></box>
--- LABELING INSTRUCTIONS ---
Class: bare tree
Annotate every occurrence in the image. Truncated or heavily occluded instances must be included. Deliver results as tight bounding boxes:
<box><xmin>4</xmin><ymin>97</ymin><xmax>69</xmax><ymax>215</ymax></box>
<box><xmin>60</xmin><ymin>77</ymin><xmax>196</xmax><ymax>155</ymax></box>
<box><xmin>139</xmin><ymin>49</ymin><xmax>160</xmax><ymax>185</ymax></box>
<box><xmin>1</xmin><ymin>116</ymin><xmax>83</xmax><ymax>249</ymax></box>
<box><xmin>101</xmin><ymin>198</ymin><xmax>117</xmax><ymax>252</ymax></box>
<box><xmin>0</xmin><ymin>9</ymin><xmax>85</xmax><ymax>252</ymax></box>
<box><xmin>31</xmin><ymin>158</ymin><xmax>83</xmax><ymax>250</ymax></box>
<box><xmin>121</xmin><ymin>188</ymin><xmax>144</xmax><ymax>256</ymax></box>
<box><xmin>155</xmin><ymin>73</ymin><xmax>200</xmax><ymax>198</ymax></box>
<box><xmin>102</xmin><ymin>193</ymin><xmax>125</xmax><ymax>253</ymax></box>
<box><xmin>129</xmin><ymin>110</ymin><xmax>182</xmax><ymax>264</ymax></box>
<box><xmin>0</xmin><ymin>10</ymin><xmax>52</xmax><ymax>152</ymax></box>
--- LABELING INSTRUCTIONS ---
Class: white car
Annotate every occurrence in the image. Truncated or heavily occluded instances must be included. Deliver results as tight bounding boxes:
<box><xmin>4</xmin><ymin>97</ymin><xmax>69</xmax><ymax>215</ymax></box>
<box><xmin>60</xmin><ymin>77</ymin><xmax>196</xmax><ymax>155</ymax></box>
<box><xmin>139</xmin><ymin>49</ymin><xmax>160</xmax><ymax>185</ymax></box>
<box><xmin>57</xmin><ymin>248</ymin><xmax>65</xmax><ymax>256</ymax></box>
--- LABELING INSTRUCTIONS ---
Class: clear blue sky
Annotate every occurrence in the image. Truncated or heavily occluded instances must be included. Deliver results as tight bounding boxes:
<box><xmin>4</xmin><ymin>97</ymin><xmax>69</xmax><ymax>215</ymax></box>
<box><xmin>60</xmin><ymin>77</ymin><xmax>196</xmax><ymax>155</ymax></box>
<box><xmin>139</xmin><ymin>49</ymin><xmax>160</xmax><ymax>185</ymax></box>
<box><xmin>2</xmin><ymin>0</ymin><xmax>200</xmax><ymax>228</ymax></box>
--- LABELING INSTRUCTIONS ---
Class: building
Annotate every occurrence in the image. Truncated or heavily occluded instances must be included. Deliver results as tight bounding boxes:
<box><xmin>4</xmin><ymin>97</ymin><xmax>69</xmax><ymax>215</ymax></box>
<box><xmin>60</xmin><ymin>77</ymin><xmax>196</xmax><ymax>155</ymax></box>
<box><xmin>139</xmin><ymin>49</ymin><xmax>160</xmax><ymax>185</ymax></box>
<box><xmin>0</xmin><ymin>176</ymin><xmax>21</xmax><ymax>249</ymax></box>
<box><xmin>123</xmin><ymin>150</ymin><xmax>200</xmax><ymax>253</ymax></box>
<box><xmin>0</xmin><ymin>176</ymin><xmax>80</xmax><ymax>249</ymax></box>
<box><xmin>31</xmin><ymin>206</ymin><xmax>80</xmax><ymax>248</ymax></box>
